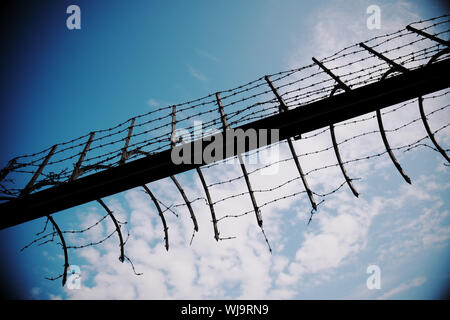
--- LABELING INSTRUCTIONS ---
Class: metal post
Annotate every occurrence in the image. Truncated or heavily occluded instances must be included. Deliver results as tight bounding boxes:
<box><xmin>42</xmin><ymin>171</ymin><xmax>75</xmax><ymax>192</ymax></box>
<box><xmin>120</xmin><ymin>118</ymin><xmax>136</xmax><ymax>165</ymax></box>
<box><xmin>21</xmin><ymin>145</ymin><xmax>57</xmax><ymax>196</ymax></box>
<box><xmin>70</xmin><ymin>132</ymin><xmax>95</xmax><ymax>181</ymax></box>
<box><xmin>170</xmin><ymin>105</ymin><xmax>177</xmax><ymax>147</ymax></box>
<box><xmin>167</xmin><ymin>104</ymin><xmax>199</xmax><ymax>232</ymax></box>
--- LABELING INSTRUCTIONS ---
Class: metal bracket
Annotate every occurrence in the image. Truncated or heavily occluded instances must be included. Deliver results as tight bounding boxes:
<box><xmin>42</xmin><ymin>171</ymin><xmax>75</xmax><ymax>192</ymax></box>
<box><xmin>312</xmin><ymin>58</ymin><xmax>359</xmax><ymax>197</ymax></box>
<box><xmin>97</xmin><ymin>198</ymin><xmax>125</xmax><ymax>260</ymax></box>
<box><xmin>359</xmin><ymin>43</ymin><xmax>409</xmax><ymax>73</ymax></box>
<box><xmin>265</xmin><ymin>75</ymin><xmax>319</xmax><ymax>208</ymax></box>
<box><xmin>216</xmin><ymin>92</ymin><xmax>263</xmax><ymax>226</ymax></box>
<box><xmin>416</xmin><ymin>48</ymin><xmax>450</xmax><ymax>163</ymax></box>
<box><xmin>359</xmin><ymin>45</ymin><xmax>412</xmax><ymax>184</ymax></box>
<box><xmin>143</xmin><ymin>185</ymin><xmax>169</xmax><ymax>250</ymax></box>
<box><xmin>168</xmin><ymin>104</ymin><xmax>199</xmax><ymax>232</ymax></box>
<box><xmin>70</xmin><ymin>132</ymin><xmax>95</xmax><ymax>181</ymax></box>
<box><xmin>196</xmin><ymin>167</ymin><xmax>219</xmax><ymax>241</ymax></box>
<box><xmin>119</xmin><ymin>118</ymin><xmax>136</xmax><ymax>165</ymax></box>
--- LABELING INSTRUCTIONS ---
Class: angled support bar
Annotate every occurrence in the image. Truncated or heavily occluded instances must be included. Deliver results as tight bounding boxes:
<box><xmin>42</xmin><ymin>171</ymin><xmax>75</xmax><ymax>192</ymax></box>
<box><xmin>97</xmin><ymin>198</ymin><xmax>125</xmax><ymax>261</ymax></box>
<box><xmin>20</xmin><ymin>145</ymin><xmax>58</xmax><ymax>196</ymax></box>
<box><xmin>196</xmin><ymin>167</ymin><xmax>219</xmax><ymax>241</ymax></box>
<box><xmin>70</xmin><ymin>132</ymin><xmax>95</xmax><ymax>181</ymax></box>
<box><xmin>119</xmin><ymin>118</ymin><xmax>136</xmax><ymax>165</ymax></box>
<box><xmin>264</xmin><ymin>76</ymin><xmax>318</xmax><ymax>209</ymax></box>
<box><xmin>312</xmin><ymin>57</ymin><xmax>351</xmax><ymax>91</ymax></box>
<box><xmin>170</xmin><ymin>105</ymin><xmax>178</xmax><ymax>147</ymax></box>
<box><xmin>142</xmin><ymin>184</ymin><xmax>169</xmax><ymax>250</ymax></box>
<box><xmin>312</xmin><ymin>58</ymin><xmax>359</xmax><ymax>197</ymax></box>
<box><xmin>406</xmin><ymin>25</ymin><xmax>450</xmax><ymax>47</ymax></box>
<box><xmin>359</xmin><ymin>43</ymin><xmax>409</xmax><ymax>73</ymax></box>
<box><xmin>216</xmin><ymin>92</ymin><xmax>263</xmax><ymax>226</ymax></box>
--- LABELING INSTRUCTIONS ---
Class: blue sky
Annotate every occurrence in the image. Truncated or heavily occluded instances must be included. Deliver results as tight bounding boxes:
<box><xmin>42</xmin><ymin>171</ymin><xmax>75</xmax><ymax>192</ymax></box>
<box><xmin>0</xmin><ymin>0</ymin><xmax>449</xmax><ymax>299</ymax></box>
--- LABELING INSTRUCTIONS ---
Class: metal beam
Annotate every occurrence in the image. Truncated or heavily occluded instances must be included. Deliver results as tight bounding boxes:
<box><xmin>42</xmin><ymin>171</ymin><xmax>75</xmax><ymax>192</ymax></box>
<box><xmin>1</xmin><ymin>58</ymin><xmax>449</xmax><ymax>229</ymax></box>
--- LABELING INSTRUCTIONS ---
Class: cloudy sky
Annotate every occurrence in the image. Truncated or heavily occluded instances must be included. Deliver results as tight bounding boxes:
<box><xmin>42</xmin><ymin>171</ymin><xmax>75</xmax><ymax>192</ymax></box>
<box><xmin>0</xmin><ymin>0</ymin><xmax>449</xmax><ymax>299</ymax></box>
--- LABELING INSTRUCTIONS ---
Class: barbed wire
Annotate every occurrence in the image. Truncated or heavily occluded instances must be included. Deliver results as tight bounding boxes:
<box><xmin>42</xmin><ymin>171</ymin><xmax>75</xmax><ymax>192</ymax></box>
<box><xmin>1</xmin><ymin>15</ymin><xmax>448</xmax><ymax>198</ymax></box>
<box><xmin>12</xmin><ymin>15</ymin><xmax>450</xmax><ymax>287</ymax></box>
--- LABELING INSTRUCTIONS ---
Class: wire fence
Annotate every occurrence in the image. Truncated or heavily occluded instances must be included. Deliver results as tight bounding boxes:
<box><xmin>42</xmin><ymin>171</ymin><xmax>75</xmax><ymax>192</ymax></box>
<box><xmin>9</xmin><ymin>14</ymin><xmax>450</xmax><ymax>286</ymax></box>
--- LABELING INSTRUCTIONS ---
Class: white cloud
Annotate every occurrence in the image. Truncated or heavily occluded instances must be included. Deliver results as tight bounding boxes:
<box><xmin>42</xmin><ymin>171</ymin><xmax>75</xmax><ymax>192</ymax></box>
<box><xmin>31</xmin><ymin>287</ymin><xmax>41</xmax><ymax>298</ymax></box>
<box><xmin>187</xmin><ymin>64</ymin><xmax>208</xmax><ymax>82</ymax></box>
<box><xmin>378</xmin><ymin>277</ymin><xmax>426</xmax><ymax>300</ymax></box>
<box><xmin>195</xmin><ymin>49</ymin><xmax>220</xmax><ymax>63</ymax></box>
<box><xmin>147</xmin><ymin>98</ymin><xmax>160</xmax><ymax>107</ymax></box>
